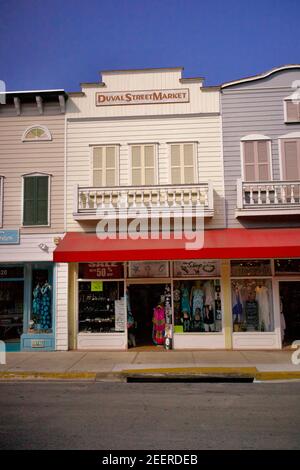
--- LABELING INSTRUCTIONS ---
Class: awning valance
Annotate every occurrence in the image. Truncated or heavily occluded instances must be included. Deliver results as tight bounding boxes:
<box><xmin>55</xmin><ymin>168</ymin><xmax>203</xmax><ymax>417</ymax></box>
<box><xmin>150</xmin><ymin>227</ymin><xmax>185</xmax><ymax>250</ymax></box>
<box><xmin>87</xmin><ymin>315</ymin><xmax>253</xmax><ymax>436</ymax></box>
<box><xmin>53</xmin><ymin>228</ymin><xmax>300</xmax><ymax>263</ymax></box>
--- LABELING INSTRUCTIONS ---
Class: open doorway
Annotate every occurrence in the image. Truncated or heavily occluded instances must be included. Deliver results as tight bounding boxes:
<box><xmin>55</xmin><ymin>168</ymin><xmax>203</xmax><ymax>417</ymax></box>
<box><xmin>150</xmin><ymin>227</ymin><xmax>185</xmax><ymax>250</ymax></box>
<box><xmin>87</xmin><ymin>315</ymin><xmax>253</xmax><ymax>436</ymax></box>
<box><xmin>128</xmin><ymin>284</ymin><xmax>167</xmax><ymax>347</ymax></box>
<box><xmin>279</xmin><ymin>281</ymin><xmax>300</xmax><ymax>346</ymax></box>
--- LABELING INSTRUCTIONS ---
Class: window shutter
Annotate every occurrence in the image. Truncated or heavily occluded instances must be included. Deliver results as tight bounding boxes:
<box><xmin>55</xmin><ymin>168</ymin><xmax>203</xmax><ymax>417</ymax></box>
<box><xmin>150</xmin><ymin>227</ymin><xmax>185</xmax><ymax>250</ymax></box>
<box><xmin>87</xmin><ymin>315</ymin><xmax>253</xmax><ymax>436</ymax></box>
<box><xmin>171</xmin><ymin>143</ymin><xmax>195</xmax><ymax>184</ymax></box>
<box><xmin>257</xmin><ymin>141</ymin><xmax>270</xmax><ymax>181</ymax></box>
<box><xmin>144</xmin><ymin>145</ymin><xmax>155</xmax><ymax>185</ymax></box>
<box><xmin>23</xmin><ymin>177</ymin><xmax>36</xmax><ymax>225</ymax></box>
<box><xmin>283</xmin><ymin>140</ymin><xmax>300</xmax><ymax>180</ymax></box>
<box><xmin>93</xmin><ymin>147</ymin><xmax>103</xmax><ymax>186</ymax></box>
<box><xmin>243</xmin><ymin>142</ymin><xmax>256</xmax><ymax>181</ymax></box>
<box><xmin>286</xmin><ymin>101</ymin><xmax>299</xmax><ymax>122</ymax></box>
<box><xmin>23</xmin><ymin>176</ymin><xmax>48</xmax><ymax>226</ymax></box>
<box><xmin>36</xmin><ymin>176</ymin><xmax>48</xmax><ymax>225</ymax></box>
<box><xmin>132</xmin><ymin>146</ymin><xmax>142</xmax><ymax>185</ymax></box>
<box><xmin>105</xmin><ymin>146</ymin><xmax>116</xmax><ymax>186</ymax></box>
<box><xmin>183</xmin><ymin>144</ymin><xmax>195</xmax><ymax>184</ymax></box>
<box><xmin>171</xmin><ymin>145</ymin><xmax>181</xmax><ymax>184</ymax></box>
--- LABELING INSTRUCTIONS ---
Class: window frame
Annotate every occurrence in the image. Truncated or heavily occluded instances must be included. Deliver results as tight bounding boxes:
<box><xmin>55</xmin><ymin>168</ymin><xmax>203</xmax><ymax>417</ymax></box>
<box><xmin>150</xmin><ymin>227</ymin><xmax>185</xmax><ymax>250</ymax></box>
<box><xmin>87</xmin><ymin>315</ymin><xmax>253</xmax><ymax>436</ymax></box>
<box><xmin>129</xmin><ymin>143</ymin><xmax>158</xmax><ymax>186</ymax></box>
<box><xmin>168</xmin><ymin>142</ymin><xmax>198</xmax><ymax>185</ymax></box>
<box><xmin>284</xmin><ymin>99</ymin><xmax>300</xmax><ymax>123</ymax></box>
<box><xmin>22</xmin><ymin>125</ymin><xmax>52</xmax><ymax>142</ymax></box>
<box><xmin>21</xmin><ymin>173</ymin><xmax>51</xmax><ymax>227</ymax></box>
<box><xmin>0</xmin><ymin>176</ymin><xmax>4</xmax><ymax>228</ymax></box>
<box><xmin>240</xmin><ymin>135</ymin><xmax>273</xmax><ymax>182</ymax></box>
<box><xmin>90</xmin><ymin>145</ymin><xmax>120</xmax><ymax>187</ymax></box>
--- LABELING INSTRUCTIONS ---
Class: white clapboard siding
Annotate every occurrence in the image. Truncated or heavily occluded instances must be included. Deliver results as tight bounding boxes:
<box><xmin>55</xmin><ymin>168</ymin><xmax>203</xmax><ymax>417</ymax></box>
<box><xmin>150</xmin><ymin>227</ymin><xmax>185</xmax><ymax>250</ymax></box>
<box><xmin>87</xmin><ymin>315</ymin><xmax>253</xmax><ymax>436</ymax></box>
<box><xmin>0</xmin><ymin>233</ymin><xmax>63</xmax><ymax>262</ymax></box>
<box><xmin>55</xmin><ymin>263</ymin><xmax>69</xmax><ymax>351</ymax></box>
<box><xmin>0</xmin><ymin>111</ymin><xmax>65</xmax><ymax>233</ymax></box>
<box><xmin>66</xmin><ymin>115</ymin><xmax>225</xmax><ymax>229</ymax></box>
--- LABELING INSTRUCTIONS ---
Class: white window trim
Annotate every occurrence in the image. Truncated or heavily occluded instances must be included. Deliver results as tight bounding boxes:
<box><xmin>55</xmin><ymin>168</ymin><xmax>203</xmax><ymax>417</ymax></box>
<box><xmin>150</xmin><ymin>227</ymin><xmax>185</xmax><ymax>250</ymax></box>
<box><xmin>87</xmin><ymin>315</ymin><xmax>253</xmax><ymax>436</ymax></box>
<box><xmin>168</xmin><ymin>142</ymin><xmax>198</xmax><ymax>185</ymax></box>
<box><xmin>22</xmin><ymin>125</ymin><xmax>52</xmax><ymax>142</ymax></box>
<box><xmin>0</xmin><ymin>176</ymin><xmax>4</xmax><ymax>228</ymax></box>
<box><xmin>283</xmin><ymin>97</ymin><xmax>300</xmax><ymax>123</ymax></box>
<box><xmin>129</xmin><ymin>143</ymin><xmax>158</xmax><ymax>186</ymax></box>
<box><xmin>278</xmin><ymin>133</ymin><xmax>300</xmax><ymax>180</ymax></box>
<box><xmin>240</xmin><ymin>136</ymin><xmax>273</xmax><ymax>182</ymax></box>
<box><xmin>90</xmin><ymin>145</ymin><xmax>120</xmax><ymax>187</ymax></box>
<box><xmin>21</xmin><ymin>172</ymin><xmax>51</xmax><ymax>227</ymax></box>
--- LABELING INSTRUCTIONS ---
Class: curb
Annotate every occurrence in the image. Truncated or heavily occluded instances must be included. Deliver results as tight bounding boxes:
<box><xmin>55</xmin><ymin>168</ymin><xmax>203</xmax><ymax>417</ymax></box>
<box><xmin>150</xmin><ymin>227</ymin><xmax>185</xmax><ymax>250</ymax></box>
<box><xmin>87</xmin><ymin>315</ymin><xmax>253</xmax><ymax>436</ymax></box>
<box><xmin>1</xmin><ymin>367</ymin><xmax>300</xmax><ymax>381</ymax></box>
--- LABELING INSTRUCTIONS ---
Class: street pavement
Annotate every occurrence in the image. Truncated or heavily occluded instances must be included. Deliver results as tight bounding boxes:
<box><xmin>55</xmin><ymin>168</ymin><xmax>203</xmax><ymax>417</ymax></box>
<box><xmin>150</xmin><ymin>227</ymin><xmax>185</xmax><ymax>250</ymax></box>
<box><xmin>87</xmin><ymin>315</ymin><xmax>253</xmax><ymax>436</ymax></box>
<box><xmin>0</xmin><ymin>381</ymin><xmax>299</xmax><ymax>450</ymax></box>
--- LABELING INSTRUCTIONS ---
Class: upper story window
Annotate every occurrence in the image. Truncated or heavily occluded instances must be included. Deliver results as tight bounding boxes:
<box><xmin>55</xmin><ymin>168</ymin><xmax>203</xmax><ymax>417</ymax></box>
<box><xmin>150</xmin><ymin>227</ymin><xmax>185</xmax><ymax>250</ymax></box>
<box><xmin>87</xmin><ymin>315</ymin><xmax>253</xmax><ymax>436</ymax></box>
<box><xmin>92</xmin><ymin>146</ymin><xmax>118</xmax><ymax>187</ymax></box>
<box><xmin>130</xmin><ymin>144</ymin><xmax>156</xmax><ymax>186</ymax></box>
<box><xmin>23</xmin><ymin>173</ymin><xmax>50</xmax><ymax>226</ymax></box>
<box><xmin>0</xmin><ymin>176</ymin><xmax>4</xmax><ymax>228</ymax></box>
<box><xmin>241</xmin><ymin>135</ymin><xmax>272</xmax><ymax>181</ymax></box>
<box><xmin>284</xmin><ymin>99</ymin><xmax>300</xmax><ymax>123</ymax></box>
<box><xmin>170</xmin><ymin>143</ymin><xmax>197</xmax><ymax>184</ymax></box>
<box><xmin>22</xmin><ymin>125</ymin><xmax>52</xmax><ymax>142</ymax></box>
<box><xmin>279</xmin><ymin>133</ymin><xmax>300</xmax><ymax>180</ymax></box>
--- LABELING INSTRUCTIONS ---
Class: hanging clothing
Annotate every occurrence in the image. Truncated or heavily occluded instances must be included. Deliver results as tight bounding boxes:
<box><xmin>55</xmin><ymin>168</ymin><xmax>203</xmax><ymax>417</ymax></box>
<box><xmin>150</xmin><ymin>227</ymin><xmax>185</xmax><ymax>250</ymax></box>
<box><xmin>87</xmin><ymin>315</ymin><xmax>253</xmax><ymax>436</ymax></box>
<box><xmin>255</xmin><ymin>285</ymin><xmax>270</xmax><ymax>331</ymax></box>
<box><xmin>203</xmin><ymin>281</ymin><xmax>215</xmax><ymax>307</ymax></box>
<box><xmin>181</xmin><ymin>287</ymin><xmax>191</xmax><ymax>314</ymax></box>
<box><xmin>191</xmin><ymin>287</ymin><xmax>204</xmax><ymax>317</ymax></box>
<box><xmin>152</xmin><ymin>305</ymin><xmax>165</xmax><ymax>345</ymax></box>
<box><xmin>232</xmin><ymin>287</ymin><xmax>243</xmax><ymax>323</ymax></box>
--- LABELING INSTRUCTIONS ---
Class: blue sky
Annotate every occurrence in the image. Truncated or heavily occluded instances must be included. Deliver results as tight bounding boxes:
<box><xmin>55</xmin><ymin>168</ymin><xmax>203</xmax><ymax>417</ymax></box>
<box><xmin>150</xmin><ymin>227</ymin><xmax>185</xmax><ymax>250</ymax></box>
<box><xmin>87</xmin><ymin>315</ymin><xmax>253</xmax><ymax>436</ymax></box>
<box><xmin>0</xmin><ymin>0</ymin><xmax>299</xmax><ymax>91</ymax></box>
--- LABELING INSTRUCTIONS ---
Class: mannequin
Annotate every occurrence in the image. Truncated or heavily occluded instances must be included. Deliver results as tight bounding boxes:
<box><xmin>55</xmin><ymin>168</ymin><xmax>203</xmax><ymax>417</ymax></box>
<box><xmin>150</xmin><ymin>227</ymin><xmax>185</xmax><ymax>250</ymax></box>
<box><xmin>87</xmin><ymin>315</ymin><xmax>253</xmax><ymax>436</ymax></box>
<box><xmin>255</xmin><ymin>281</ymin><xmax>270</xmax><ymax>331</ymax></box>
<box><xmin>181</xmin><ymin>282</ymin><xmax>191</xmax><ymax>315</ymax></box>
<box><xmin>232</xmin><ymin>284</ymin><xmax>243</xmax><ymax>324</ymax></box>
<box><xmin>204</xmin><ymin>304</ymin><xmax>215</xmax><ymax>332</ymax></box>
<box><xmin>190</xmin><ymin>281</ymin><xmax>204</xmax><ymax>318</ymax></box>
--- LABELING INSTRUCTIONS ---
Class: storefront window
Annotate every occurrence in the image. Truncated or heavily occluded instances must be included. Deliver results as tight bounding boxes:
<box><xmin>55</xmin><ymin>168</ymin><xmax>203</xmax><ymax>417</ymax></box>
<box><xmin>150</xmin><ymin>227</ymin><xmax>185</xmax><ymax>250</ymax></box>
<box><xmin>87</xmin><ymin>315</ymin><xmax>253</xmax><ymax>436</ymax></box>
<box><xmin>0</xmin><ymin>280</ymin><xmax>24</xmax><ymax>342</ymax></box>
<box><xmin>173</xmin><ymin>280</ymin><xmax>222</xmax><ymax>333</ymax></box>
<box><xmin>231</xmin><ymin>260</ymin><xmax>271</xmax><ymax>277</ymax></box>
<box><xmin>275</xmin><ymin>259</ymin><xmax>300</xmax><ymax>275</ymax></box>
<box><xmin>29</xmin><ymin>268</ymin><xmax>53</xmax><ymax>333</ymax></box>
<box><xmin>78</xmin><ymin>281</ymin><xmax>124</xmax><ymax>333</ymax></box>
<box><xmin>231</xmin><ymin>279</ymin><xmax>274</xmax><ymax>332</ymax></box>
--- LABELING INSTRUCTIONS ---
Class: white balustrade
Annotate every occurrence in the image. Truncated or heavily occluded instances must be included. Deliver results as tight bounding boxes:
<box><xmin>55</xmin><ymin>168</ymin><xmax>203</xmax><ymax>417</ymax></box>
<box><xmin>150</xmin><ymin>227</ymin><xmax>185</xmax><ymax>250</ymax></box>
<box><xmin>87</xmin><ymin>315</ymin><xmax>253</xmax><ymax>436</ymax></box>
<box><xmin>237</xmin><ymin>179</ymin><xmax>300</xmax><ymax>210</ymax></box>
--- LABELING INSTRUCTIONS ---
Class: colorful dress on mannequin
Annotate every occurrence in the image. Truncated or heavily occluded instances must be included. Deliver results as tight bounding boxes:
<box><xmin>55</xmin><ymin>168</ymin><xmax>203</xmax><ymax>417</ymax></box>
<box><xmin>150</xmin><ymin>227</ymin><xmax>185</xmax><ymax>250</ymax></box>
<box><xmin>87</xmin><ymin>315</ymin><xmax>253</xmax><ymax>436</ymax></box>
<box><xmin>191</xmin><ymin>287</ymin><xmax>204</xmax><ymax>317</ymax></box>
<box><xmin>255</xmin><ymin>285</ymin><xmax>270</xmax><ymax>331</ymax></box>
<box><xmin>152</xmin><ymin>304</ymin><xmax>165</xmax><ymax>345</ymax></box>
<box><xmin>181</xmin><ymin>286</ymin><xmax>191</xmax><ymax>315</ymax></box>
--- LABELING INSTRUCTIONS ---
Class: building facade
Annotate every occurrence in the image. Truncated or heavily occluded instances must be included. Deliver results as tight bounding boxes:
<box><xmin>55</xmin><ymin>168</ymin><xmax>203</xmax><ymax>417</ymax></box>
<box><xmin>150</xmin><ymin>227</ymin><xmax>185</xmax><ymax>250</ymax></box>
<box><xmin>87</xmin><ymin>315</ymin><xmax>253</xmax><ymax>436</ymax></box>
<box><xmin>221</xmin><ymin>64</ymin><xmax>300</xmax><ymax>349</ymax></box>
<box><xmin>0</xmin><ymin>90</ymin><xmax>68</xmax><ymax>351</ymax></box>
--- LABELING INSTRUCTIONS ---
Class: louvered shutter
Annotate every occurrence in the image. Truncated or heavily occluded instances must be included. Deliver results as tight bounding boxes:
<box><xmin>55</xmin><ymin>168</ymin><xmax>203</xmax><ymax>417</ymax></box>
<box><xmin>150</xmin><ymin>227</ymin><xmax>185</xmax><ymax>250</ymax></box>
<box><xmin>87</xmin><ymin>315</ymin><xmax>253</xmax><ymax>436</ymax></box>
<box><xmin>36</xmin><ymin>176</ymin><xmax>48</xmax><ymax>225</ymax></box>
<box><xmin>283</xmin><ymin>140</ymin><xmax>300</xmax><ymax>180</ymax></box>
<box><xmin>23</xmin><ymin>176</ymin><xmax>48</xmax><ymax>225</ymax></box>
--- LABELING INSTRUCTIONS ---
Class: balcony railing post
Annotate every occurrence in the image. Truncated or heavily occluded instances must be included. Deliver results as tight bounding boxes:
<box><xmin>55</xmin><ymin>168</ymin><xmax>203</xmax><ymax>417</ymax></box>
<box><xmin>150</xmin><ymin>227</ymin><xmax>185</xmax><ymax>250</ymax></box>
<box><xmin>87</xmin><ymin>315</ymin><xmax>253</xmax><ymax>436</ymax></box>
<box><xmin>207</xmin><ymin>181</ymin><xmax>213</xmax><ymax>210</ymax></box>
<box><xmin>236</xmin><ymin>179</ymin><xmax>243</xmax><ymax>209</ymax></box>
<box><xmin>73</xmin><ymin>184</ymin><xmax>79</xmax><ymax>213</ymax></box>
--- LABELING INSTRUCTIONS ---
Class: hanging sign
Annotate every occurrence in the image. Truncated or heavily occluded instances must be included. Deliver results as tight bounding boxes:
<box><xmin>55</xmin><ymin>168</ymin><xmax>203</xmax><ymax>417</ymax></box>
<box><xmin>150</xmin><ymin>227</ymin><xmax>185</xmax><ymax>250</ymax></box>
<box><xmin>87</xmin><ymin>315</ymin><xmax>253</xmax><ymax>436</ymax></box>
<box><xmin>91</xmin><ymin>281</ymin><xmax>103</xmax><ymax>292</ymax></box>
<box><xmin>173</xmin><ymin>260</ymin><xmax>220</xmax><ymax>277</ymax></box>
<box><xmin>128</xmin><ymin>261</ymin><xmax>169</xmax><ymax>278</ymax></box>
<box><xmin>0</xmin><ymin>230</ymin><xmax>19</xmax><ymax>245</ymax></box>
<box><xmin>96</xmin><ymin>89</ymin><xmax>189</xmax><ymax>106</ymax></box>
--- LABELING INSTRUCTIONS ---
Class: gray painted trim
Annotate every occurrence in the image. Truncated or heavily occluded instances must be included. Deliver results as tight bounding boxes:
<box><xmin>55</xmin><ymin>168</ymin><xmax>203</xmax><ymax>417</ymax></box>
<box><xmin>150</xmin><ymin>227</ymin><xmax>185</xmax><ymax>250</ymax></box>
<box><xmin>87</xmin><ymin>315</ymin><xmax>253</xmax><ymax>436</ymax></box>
<box><xmin>67</xmin><ymin>112</ymin><xmax>220</xmax><ymax>122</ymax></box>
<box><xmin>222</xmin><ymin>64</ymin><xmax>300</xmax><ymax>88</ymax></box>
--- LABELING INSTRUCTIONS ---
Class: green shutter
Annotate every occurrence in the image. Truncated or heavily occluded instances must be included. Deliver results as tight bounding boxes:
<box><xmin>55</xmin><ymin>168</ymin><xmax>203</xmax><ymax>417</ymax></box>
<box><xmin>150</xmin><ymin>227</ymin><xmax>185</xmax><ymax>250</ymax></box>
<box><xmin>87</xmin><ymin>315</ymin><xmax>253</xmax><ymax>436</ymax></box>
<box><xmin>23</xmin><ymin>176</ymin><xmax>49</xmax><ymax>226</ymax></box>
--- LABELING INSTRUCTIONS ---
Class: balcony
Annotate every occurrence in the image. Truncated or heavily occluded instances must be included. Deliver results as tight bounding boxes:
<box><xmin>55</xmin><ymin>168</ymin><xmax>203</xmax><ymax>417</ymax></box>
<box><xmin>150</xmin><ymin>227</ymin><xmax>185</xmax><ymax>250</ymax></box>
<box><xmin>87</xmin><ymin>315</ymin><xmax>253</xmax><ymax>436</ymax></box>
<box><xmin>236</xmin><ymin>179</ymin><xmax>300</xmax><ymax>217</ymax></box>
<box><xmin>73</xmin><ymin>182</ymin><xmax>214</xmax><ymax>220</ymax></box>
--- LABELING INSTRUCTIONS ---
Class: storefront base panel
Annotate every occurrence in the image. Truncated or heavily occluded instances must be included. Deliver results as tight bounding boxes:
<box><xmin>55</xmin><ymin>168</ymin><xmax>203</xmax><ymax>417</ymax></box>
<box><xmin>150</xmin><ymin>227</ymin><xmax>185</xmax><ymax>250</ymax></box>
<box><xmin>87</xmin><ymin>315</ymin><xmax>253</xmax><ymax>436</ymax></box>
<box><xmin>232</xmin><ymin>332</ymin><xmax>281</xmax><ymax>350</ymax></box>
<box><xmin>173</xmin><ymin>333</ymin><xmax>225</xmax><ymax>350</ymax></box>
<box><xmin>77</xmin><ymin>333</ymin><xmax>127</xmax><ymax>350</ymax></box>
<box><xmin>21</xmin><ymin>333</ymin><xmax>55</xmax><ymax>351</ymax></box>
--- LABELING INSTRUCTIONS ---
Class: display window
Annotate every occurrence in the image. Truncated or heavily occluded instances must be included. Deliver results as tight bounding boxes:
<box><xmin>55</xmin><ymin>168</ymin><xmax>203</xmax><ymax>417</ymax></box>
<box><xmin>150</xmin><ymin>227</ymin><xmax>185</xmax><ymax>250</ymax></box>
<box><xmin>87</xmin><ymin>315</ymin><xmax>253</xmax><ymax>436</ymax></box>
<box><xmin>173</xmin><ymin>279</ymin><xmax>222</xmax><ymax>333</ymax></box>
<box><xmin>78</xmin><ymin>281</ymin><xmax>125</xmax><ymax>333</ymax></box>
<box><xmin>231</xmin><ymin>260</ymin><xmax>272</xmax><ymax>277</ymax></box>
<box><xmin>29</xmin><ymin>268</ymin><xmax>53</xmax><ymax>333</ymax></box>
<box><xmin>0</xmin><ymin>280</ymin><xmax>24</xmax><ymax>342</ymax></box>
<box><xmin>275</xmin><ymin>259</ymin><xmax>300</xmax><ymax>275</ymax></box>
<box><xmin>231</xmin><ymin>279</ymin><xmax>274</xmax><ymax>332</ymax></box>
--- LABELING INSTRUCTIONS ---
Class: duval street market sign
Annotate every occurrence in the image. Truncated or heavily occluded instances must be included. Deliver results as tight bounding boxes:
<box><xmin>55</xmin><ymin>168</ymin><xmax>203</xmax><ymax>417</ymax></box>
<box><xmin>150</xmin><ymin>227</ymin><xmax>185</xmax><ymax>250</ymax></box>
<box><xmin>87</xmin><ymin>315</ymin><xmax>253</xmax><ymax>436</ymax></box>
<box><xmin>96</xmin><ymin>88</ymin><xmax>189</xmax><ymax>106</ymax></box>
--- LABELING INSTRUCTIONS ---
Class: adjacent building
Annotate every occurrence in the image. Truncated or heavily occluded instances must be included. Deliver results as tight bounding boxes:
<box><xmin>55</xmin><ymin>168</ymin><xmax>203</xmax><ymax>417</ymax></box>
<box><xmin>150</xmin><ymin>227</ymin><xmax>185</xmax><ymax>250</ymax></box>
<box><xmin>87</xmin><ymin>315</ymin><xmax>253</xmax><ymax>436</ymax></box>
<box><xmin>0</xmin><ymin>90</ymin><xmax>68</xmax><ymax>351</ymax></box>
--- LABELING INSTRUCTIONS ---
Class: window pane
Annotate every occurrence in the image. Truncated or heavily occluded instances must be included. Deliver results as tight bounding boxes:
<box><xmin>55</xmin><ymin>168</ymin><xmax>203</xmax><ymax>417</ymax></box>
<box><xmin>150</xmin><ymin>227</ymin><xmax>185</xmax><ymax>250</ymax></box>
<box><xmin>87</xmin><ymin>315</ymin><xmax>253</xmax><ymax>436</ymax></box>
<box><xmin>93</xmin><ymin>170</ymin><xmax>102</xmax><ymax>186</ymax></box>
<box><xmin>145</xmin><ymin>168</ymin><xmax>155</xmax><ymax>185</ymax></box>
<box><xmin>93</xmin><ymin>148</ymin><xmax>102</xmax><ymax>168</ymax></box>
<box><xmin>106</xmin><ymin>169</ymin><xmax>115</xmax><ymax>186</ymax></box>
<box><xmin>36</xmin><ymin>128</ymin><xmax>45</xmax><ymax>138</ymax></box>
<box><xmin>231</xmin><ymin>279</ymin><xmax>274</xmax><ymax>332</ymax></box>
<box><xmin>171</xmin><ymin>145</ymin><xmax>180</xmax><ymax>166</ymax></box>
<box><xmin>105</xmin><ymin>147</ymin><xmax>116</xmax><ymax>168</ymax></box>
<box><xmin>132</xmin><ymin>146</ymin><xmax>141</xmax><ymax>167</ymax></box>
<box><xmin>144</xmin><ymin>145</ymin><xmax>154</xmax><ymax>167</ymax></box>
<box><xmin>184</xmin><ymin>166</ymin><xmax>194</xmax><ymax>184</ymax></box>
<box><xmin>245</xmin><ymin>165</ymin><xmax>255</xmax><ymax>181</ymax></box>
<box><xmin>171</xmin><ymin>167</ymin><xmax>181</xmax><ymax>184</ymax></box>
<box><xmin>244</xmin><ymin>142</ymin><xmax>255</xmax><ymax>164</ymax></box>
<box><xmin>132</xmin><ymin>168</ymin><xmax>142</xmax><ymax>185</ymax></box>
<box><xmin>257</xmin><ymin>141</ymin><xmax>268</xmax><ymax>163</ymax></box>
<box><xmin>184</xmin><ymin>144</ymin><xmax>194</xmax><ymax>165</ymax></box>
<box><xmin>286</xmin><ymin>101</ymin><xmax>299</xmax><ymax>122</ymax></box>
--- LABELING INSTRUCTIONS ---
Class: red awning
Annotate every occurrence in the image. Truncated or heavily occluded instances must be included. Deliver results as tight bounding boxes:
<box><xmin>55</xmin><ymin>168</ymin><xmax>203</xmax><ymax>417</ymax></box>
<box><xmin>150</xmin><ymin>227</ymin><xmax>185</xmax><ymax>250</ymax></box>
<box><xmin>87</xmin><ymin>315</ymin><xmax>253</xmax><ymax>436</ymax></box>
<box><xmin>53</xmin><ymin>228</ymin><xmax>300</xmax><ymax>262</ymax></box>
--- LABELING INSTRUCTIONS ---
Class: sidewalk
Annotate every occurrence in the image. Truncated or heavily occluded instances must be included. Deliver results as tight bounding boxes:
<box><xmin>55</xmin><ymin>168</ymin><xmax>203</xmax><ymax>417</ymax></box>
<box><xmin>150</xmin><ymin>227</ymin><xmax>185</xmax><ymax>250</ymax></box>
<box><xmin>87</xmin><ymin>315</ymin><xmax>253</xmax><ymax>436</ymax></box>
<box><xmin>1</xmin><ymin>349</ymin><xmax>300</xmax><ymax>381</ymax></box>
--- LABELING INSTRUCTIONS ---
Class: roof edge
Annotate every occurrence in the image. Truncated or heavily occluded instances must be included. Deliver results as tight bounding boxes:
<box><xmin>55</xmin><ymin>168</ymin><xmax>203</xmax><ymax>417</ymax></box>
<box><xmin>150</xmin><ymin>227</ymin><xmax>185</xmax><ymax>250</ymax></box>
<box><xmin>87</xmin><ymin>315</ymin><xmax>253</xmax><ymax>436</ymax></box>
<box><xmin>221</xmin><ymin>64</ymin><xmax>300</xmax><ymax>89</ymax></box>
